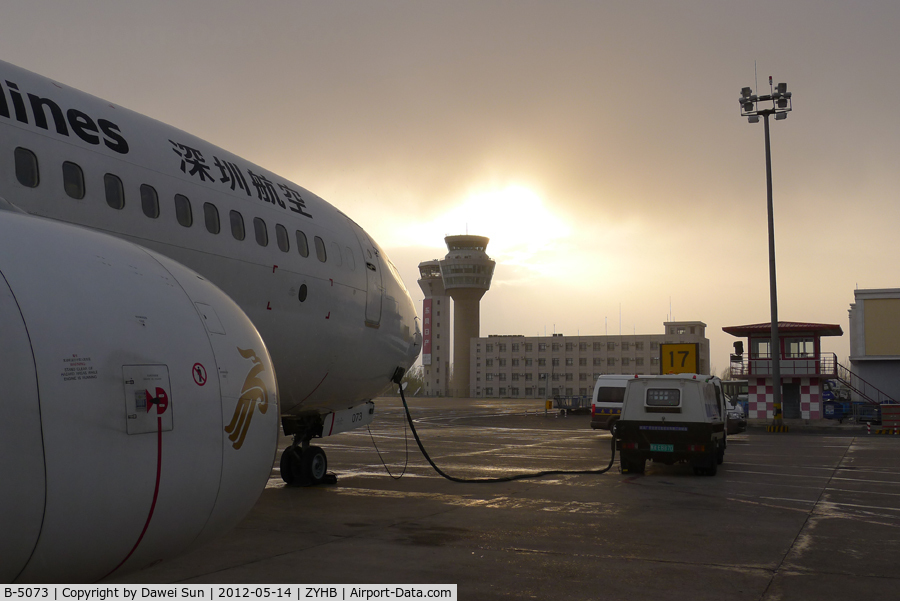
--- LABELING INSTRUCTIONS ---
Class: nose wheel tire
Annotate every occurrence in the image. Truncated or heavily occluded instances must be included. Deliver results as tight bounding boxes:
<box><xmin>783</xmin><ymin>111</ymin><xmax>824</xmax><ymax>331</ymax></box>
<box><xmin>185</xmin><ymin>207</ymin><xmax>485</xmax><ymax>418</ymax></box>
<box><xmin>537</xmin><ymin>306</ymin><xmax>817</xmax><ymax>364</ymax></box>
<box><xmin>280</xmin><ymin>445</ymin><xmax>328</xmax><ymax>486</ymax></box>
<box><xmin>302</xmin><ymin>446</ymin><xmax>328</xmax><ymax>484</ymax></box>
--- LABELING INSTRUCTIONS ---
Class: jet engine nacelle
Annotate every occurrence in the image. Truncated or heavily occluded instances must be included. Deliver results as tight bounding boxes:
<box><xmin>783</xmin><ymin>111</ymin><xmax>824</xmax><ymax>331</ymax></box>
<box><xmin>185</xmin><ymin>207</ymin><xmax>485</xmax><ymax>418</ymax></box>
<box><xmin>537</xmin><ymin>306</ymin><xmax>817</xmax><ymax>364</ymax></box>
<box><xmin>0</xmin><ymin>210</ymin><xmax>279</xmax><ymax>583</ymax></box>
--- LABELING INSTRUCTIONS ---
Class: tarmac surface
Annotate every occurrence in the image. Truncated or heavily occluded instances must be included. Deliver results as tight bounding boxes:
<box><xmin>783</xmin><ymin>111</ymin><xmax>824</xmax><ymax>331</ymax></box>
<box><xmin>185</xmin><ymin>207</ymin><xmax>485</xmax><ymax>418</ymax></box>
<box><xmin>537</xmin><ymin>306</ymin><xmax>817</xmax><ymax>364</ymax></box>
<box><xmin>107</xmin><ymin>397</ymin><xmax>900</xmax><ymax>600</ymax></box>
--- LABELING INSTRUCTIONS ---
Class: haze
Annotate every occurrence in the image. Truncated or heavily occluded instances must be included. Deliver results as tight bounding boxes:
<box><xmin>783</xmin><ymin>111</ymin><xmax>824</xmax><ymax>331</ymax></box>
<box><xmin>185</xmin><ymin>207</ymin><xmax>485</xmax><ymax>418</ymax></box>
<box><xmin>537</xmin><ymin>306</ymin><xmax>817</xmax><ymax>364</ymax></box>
<box><xmin>3</xmin><ymin>1</ymin><xmax>899</xmax><ymax>371</ymax></box>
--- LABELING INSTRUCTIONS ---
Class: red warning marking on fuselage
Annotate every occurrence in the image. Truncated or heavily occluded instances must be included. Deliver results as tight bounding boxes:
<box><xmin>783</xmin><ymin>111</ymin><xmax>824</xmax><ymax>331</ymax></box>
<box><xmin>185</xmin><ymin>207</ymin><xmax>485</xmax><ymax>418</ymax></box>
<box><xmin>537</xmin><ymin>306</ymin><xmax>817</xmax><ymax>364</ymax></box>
<box><xmin>145</xmin><ymin>387</ymin><xmax>169</xmax><ymax>414</ymax></box>
<box><xmin>272</xmin><ymin>265</ymin><xmax>278</xmax><ymax>273</ymax></box>
<box><xmin>193</xmin><ymin>363</ymin><xmax>207</xmax><ymax>386</ymax></box>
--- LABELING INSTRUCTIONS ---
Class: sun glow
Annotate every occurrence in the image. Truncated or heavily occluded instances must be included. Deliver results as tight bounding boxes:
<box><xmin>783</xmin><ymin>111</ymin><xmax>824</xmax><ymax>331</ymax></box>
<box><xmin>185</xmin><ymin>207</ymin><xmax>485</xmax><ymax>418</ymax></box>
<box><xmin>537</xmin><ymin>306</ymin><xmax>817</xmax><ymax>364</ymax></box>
<box><xmin>409</xmin><ymin>185</ymin><xmax>572</xmax><ymax>283</ymax></box>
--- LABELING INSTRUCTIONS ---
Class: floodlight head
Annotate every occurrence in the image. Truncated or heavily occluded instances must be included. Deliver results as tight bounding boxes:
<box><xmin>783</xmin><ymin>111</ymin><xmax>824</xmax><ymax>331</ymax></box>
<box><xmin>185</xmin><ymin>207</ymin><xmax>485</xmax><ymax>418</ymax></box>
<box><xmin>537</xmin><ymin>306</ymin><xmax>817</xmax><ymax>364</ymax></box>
<box><xmin>741</xmin><ymin>86</ymin><xmax>752</xmax><ymax>98</ymax></box>
<box><xmin>777</xmin><ymin>98</ymin><xmax>788</xmax><ymax>109</ymax></box>
<box><xmin>748</xmin><ymin>115</ymin><xmax>760</xmax><ymax>124</ymax></box>
<box><xmin>777</xmin><ymin>82</ymin><xmax>787</xmax><ymax>94</ymax></box>
<box><xmin>742</xmin><ymin>100</ymin><xmax>755</xmax><ymax>112</ymax></box>
<box><xmin>775</xmin><ymin>113</ymin><xmax>788</xmax><ymax>120</ymax></box>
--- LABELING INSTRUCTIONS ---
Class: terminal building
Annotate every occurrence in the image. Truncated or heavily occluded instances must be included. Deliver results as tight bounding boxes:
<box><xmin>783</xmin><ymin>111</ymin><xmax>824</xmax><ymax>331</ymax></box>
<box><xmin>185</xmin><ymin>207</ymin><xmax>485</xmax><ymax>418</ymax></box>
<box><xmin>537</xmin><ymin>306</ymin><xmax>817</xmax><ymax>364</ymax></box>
<box><xmin>470</xmin><ymin>321</ymin><xmax>709</xmax><ymax>399</ymax></box>
<box><xmin>849</xmin><ymin>289</ymin><xmax>900</xmax><ymax>402</ymax></box>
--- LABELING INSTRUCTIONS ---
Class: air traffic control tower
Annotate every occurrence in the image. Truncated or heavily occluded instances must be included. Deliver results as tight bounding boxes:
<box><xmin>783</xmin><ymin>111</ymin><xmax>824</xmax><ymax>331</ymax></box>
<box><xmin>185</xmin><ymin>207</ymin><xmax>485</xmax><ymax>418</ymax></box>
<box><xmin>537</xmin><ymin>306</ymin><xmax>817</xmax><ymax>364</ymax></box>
<box><xmin>442</xmin><ymin>235</ymin><xmax>495</xmax><ymax>397</ymax></box>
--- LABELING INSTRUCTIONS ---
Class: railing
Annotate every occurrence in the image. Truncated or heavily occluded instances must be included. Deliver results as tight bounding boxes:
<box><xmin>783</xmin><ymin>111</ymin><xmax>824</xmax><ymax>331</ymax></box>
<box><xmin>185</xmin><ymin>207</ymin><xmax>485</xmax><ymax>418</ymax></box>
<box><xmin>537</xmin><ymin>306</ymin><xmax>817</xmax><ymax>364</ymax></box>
<box><xmin>729</xmin><ymin>353</ymin><xmax>837</xmax><ymax>378</ymax></box>
<box><xmin>836</xmin><ymin>362</ymin><xmax>897</xmax><ymax>405</ymax></box>
<box><xmin>728</xmin><ymin>353</ymin><xmax>897</xmax><ymax>405</ymax></box>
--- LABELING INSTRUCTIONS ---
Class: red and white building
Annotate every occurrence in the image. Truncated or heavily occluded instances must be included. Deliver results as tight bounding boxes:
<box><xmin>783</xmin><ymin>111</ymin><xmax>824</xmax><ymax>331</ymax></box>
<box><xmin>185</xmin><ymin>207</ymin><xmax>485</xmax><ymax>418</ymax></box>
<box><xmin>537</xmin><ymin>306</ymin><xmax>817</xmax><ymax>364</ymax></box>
<box><xmin>724</xmin><ymin>322</ymin><xmax>843</xmax><ymax>420</ymax></box>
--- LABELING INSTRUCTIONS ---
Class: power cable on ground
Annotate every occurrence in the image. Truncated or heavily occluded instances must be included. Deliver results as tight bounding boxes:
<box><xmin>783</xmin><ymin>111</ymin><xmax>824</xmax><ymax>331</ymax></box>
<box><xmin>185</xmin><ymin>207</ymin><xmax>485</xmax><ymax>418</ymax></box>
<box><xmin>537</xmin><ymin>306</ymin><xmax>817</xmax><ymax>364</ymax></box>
<box><xmin>393</xmin><ymin>379</ymin><xmax>617</xmax><ymax>483</ymax></box>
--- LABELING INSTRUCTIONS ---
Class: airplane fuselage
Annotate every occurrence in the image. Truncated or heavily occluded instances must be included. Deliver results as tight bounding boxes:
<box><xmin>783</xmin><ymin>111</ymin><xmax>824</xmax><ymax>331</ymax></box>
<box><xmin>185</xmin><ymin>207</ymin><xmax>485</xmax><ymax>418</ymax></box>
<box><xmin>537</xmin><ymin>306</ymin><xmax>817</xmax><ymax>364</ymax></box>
<box><xmin>0</xmin><ymin>60</ymin><xmax>421</xmax><ymax>418</ymax></box>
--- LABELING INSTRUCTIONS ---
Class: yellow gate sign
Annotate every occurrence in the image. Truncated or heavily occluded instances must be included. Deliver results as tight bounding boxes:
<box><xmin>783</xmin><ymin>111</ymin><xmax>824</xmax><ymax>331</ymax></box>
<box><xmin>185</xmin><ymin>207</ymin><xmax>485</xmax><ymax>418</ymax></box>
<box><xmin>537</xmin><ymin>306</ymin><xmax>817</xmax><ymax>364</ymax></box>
<box><xmin>660</xmin><ymin>343</ymin><xmax>700</xmax><ymax>374</ymax></box>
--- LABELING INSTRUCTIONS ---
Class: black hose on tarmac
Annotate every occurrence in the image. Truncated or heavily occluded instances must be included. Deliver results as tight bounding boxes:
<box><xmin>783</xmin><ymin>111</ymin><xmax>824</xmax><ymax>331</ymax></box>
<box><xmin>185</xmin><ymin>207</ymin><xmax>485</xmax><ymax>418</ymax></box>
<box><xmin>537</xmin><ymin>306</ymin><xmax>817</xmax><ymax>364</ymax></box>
<box><xmin>396</xmin><ymin>382</ymin><xmax>617</xmax><ymax>483</ymax></box>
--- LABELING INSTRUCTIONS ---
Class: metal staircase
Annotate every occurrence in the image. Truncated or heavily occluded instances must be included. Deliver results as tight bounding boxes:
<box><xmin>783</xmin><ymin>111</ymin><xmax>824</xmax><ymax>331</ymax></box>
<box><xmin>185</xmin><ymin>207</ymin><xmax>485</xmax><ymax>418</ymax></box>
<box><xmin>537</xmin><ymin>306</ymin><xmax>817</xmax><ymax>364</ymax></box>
<box><xmin>835</xmin><ymin>359</ymin><xmax>897</xmax><ymax>405</ymax></box>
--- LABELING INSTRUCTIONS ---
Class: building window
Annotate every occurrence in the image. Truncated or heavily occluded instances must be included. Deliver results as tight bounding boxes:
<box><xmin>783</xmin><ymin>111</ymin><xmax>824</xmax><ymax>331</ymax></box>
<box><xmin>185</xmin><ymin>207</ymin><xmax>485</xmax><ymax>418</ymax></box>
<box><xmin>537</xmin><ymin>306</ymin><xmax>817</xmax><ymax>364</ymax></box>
<box><xmin>525</xmin><ymin>359</ymin><xmax>533</xmax><ymax>367</ymax></box>
<box><xmin>580</xmin><ymin>342</ymin><xmax>588</xmax><ymax>351</ymax></box>
<box><xmin>565</xmin><ymin>358</ymin><xmax>574</xmax><ymax>366</ymax></box>
<box><xmin>486</xmin><ymin>344</ymin><xmax>493</xmax><ymax>352</ymax></box>
<box><xmin>103</xmin><ymin>173</ymin><xmax>124</xmax><ymax>209</ymax></box>
<box><xmin>512</xmin><ymin>373</ymin><xmax>520</xmax><ymax>381</ymax></box>
<box><xmin>486</xmin><ymin>373</ymin><xmax>493</xmax><ymax>381</ymax></box>
<box><xmin>499</xmin><ymin>373</ymin><xmax>506</xmax><ymax>381</ymax></box>
<box><xmin>566</xmin><ymin>343</ymin><xmax>574</xmax><ymax>351</ymax></box>
<box><xmin>174</xmin><ymin>194</ymin><xmax>192</xmax><ymax>227</ymax></box>
<box><xmin>690</xmin><ymin>326</ymin><xmax>696</xmax><ymax>334</ymax></box>
<box><xmin>498</xmin><ymin>344</ymin><xmax>506</xmax><ymax>352</ymax></box>
<box><xmin>486</xmin><ymin>359</ymin><xmax>493</xmax><ymax>367</ymax></box>
<box><xmin>512</xmin><ymin>359</ymin><xmax>520</xmax><ymax>366</ymax></box>
<box><xmin>651</xmin><ymin>357</ymin><xmax>660</xmax><ymax>365</ymax></box>
<box><xmin>751</xmin><ymin>339</ymin><xmax>771</xmax><ymax>359</ymax></box>
<box><xmin>579</xmin><ymin>373</ymin><xmax>588</xmax><ymax>381</ymax></box>
<box><xmin>636</xmin><ymin>357</ymin><xmax>644</xmax><ymax>366</ymax></box>
<box><xmin>552</xmin><ymin>358</ymin><xmax>560</xmax><ymax>367</ymax></box>
<box><xmin>677</xmin><ymin>327</ymin><xmax>686</xmax><ymax>335</ymax></box>
<box><xmin>635</xmin><ymin>342</ymin><xmax>644</xmax><ymax>351</ymax></box>
<box><xmin>593</xmin><ymin>358</ymin><xmax>602</xmax><ymax>366</ymax></box>
<box><xmin>62</xmin><ymin>161</ymin><xmax>84</xmax><ymax>199</ymax></box>
<box><xmin>579</xmin><ymin>358</ymin><xmax>587</xmax><ymax>366</ymax></box>
<box><xmin>622</xmin><ymin>357</ymin><xmax>630</xmax><ymax>367</ymax></box>
<box><xmin>593</xmin><ymin>342</ymin><xmax>602</xmax><ymax>351</ymax></box>
<box><xmin>539</xmin><ymin>343</ymin><xmax>547</xmax><ymax>352</ymax></box>
<box><xmin>140</xmin><ymin>184</ymin><xmax>159</xmax><ymax>218</ymax></box>
<box><xmin>525</xmin><ymin>373</ymin><xmax>533</xmax><ymax>381</ymax></box>
<box><xmin>203</xmin><ymin>202</ymin><xmax>220</xmax><ymax>234</ymax></box>
<box><xmin>786</xmin><ymin>337</ymin><xmax>814</xmax><ymax>358</ymax></box>
<box><xmin>525</xmin><ymin>343</ymin><xmax>533</xmax><ymax>352</ymax></box>
<box><xmin>607</xmin><ymin>341</ymin><xmax>616</xmax><ymax>351</ymax></box>
<box><xmin>608</xmin><ymin>358</ymin><xmax>616</xmax><ymax>366</ymax></box>
<box><xmin>512</xmin><ymin>343</ymin><xmax>520</xmax><ymax>352</ymax></box>
<box><xmin>499</xmin><ymin>359</ymin><xmax>506</xmax><ymax>367</ymax></box>
<box><xmin>14</xmin><ymin>147</ymin><xmax>39</xmax><ymax>187</ymax></box>
<box><xmin>622</xmin><ymin>341</ymin><xmax>629</xmax><ymax>351</ymax></box>
<box><xmin>538</xmin><ymin>358</ymin><xmax>546</xmax><ymax>367</ymax></box>
<box><xmin>651</xmin><ymin>342</ymin><xmax>659</xmax><ymax>350</ymax></box>
<box><xmin>565</xmin><ymin>373</ymin><xmax>573</xmax><ymax>381</ymax></box>
<box><xmin>230</xmin><ymin>210</ymin><xmax>245</xmax><ymax>240</ymax></box>
<box><xmin>552</xmin><ymin>343</ymin><xmax>560</xmax><ymax>352</ymax></box>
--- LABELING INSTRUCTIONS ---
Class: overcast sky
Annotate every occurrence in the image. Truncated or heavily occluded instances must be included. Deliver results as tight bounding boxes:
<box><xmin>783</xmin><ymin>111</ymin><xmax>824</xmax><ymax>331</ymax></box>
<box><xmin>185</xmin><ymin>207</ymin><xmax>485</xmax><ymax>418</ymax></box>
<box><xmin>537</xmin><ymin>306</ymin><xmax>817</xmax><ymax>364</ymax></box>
<box><xmin>4</xmin><ymin>1</ymin><xmax>899</xmax><ymax>372</ymax></box>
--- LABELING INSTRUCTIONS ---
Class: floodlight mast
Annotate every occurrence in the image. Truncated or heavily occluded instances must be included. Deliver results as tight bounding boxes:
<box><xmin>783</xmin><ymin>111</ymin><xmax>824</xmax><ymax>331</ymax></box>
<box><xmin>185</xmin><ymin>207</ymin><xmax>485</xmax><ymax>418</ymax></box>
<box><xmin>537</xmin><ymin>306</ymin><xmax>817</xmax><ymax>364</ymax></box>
<box><xmin>738</xmin><ymin>78</ymin><xmax>792</xmax><ymax>423</ymax></box>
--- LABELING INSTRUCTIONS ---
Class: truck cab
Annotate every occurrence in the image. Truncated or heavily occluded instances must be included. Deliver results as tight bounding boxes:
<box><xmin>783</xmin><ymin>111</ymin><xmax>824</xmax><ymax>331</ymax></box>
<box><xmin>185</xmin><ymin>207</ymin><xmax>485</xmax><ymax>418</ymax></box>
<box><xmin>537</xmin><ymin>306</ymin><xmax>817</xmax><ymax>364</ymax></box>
<box><xmin>615</xmin><ymin>374</ymin><xmax>726</xmax><ymax>476</ymax></box>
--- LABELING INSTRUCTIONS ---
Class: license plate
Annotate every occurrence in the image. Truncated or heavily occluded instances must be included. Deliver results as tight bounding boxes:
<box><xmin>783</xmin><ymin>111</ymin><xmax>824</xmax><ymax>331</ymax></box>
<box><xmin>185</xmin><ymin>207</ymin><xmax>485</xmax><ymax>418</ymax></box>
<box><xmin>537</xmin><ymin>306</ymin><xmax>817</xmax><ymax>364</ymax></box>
<box><xmin>650</xmin><ymin>444</ymin><xmax>673</xmax><ymax>452</ymax></box>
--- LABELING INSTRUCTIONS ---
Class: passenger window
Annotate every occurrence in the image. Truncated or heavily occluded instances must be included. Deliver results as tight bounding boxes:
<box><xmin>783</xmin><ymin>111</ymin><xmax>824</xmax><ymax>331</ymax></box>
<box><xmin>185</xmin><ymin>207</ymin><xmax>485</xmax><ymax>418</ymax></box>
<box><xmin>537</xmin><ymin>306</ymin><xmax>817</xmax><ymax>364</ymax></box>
<box><xmin>230</xmin><ymin>210</ymin><xmax>245</xmax><ymax>240</ymax></box>
<box><xmin>276</xmin><ymin>224</ymin><xmax>289</xmax><ymax>252</ymax></box>
<box><xmin>14</xmin><ymin>147</ymin><xmax>39</xmax><ymax>188</ymax></box>
<box><xmin>295</xmin><ymin>230</ymin><xmax>309</xmax><ymax>257</ymax></box>
<box><xmin>330</xmin><ymin>242</ymin><xmax>342</xmax><ymax>266</ymax></box>
<box><xmin>104</xmin><ymin>174</ymin><xmax>124</xmax><ymax>209</ymax></box>
<box><xmin>174</xmin><ymin>194</ymin><xmax>192</xmax><ymax>227</ymax></box>
<box><xmin>62</xmin><ymin>161</ymin><xmax>85</xmax><ymax>199</ymax></box>
<box><xmin>314</xmin><ymin>236</ymin><xmax>327</xmax><ymax>263</ymax></box>
<box><xmin>253</xmin><ymin>217</ymin><xmax>268</xmax><ymax>246</ymax></box>
<box><xmin>203</xmin><ymin>203</ymin><xmax>220</xmax><ymax>234</ymax></box>
<box><xmin>140</xmin><ymin>184</ymin><xmax>159</xmax><ymax>218</ymax></box>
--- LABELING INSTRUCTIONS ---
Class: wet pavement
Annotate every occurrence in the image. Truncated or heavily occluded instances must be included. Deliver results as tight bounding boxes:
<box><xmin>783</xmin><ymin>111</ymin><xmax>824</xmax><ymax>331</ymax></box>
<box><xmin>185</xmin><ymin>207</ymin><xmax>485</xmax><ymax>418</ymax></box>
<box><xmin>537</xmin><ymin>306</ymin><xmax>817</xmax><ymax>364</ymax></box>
<box><xmin>107</xmin><ymin>397</ymin><xmax>900</xmax><ymax>600</ymax></box>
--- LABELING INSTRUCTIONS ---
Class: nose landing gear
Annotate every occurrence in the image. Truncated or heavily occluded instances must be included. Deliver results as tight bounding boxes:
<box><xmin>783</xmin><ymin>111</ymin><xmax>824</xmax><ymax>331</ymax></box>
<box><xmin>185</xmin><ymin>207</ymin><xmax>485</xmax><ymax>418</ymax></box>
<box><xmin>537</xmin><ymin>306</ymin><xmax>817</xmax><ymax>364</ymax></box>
<box><xmin>280</xmin><ymin>444</ymin><xmax>333</xmax><ymax>486</ymax></box>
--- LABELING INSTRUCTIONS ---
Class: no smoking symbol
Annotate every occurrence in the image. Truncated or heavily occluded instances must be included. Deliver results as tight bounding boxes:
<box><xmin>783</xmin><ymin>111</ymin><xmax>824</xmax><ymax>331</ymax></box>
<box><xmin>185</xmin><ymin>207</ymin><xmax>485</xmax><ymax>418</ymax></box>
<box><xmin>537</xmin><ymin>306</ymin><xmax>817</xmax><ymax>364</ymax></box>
<box><xmin>193</xmin><ymin>363</ymin><xmax>208</xmax><ymax>386</ymax></box>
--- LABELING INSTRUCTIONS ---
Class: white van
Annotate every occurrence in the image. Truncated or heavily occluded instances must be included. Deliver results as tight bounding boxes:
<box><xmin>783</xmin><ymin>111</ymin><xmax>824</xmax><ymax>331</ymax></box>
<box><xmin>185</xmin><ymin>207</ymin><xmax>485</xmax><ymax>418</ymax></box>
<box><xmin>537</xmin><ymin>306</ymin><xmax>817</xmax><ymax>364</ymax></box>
<box><xmin>590</xmin><ymin>375</ymin><xmax>632</xmax><ymax>431</ymax></box>
<box><xmin>615</xmin><ymin>374</ymin><xmax>726</xmax><ymax>476</ymax></box>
